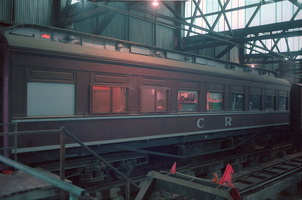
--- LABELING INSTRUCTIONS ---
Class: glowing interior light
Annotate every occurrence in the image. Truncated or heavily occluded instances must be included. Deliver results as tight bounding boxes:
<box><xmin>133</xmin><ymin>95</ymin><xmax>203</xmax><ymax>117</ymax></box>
<box><xmin>152</xmin><ymin>0</ymin><xmax>159</xmax><ymax>6</ymax></box>
<box><xmin>251</xmin><ymin>64</ymin><xmax>255</xmax><ymax>68</ymax></box>
<box><xmin>41</xmin><ymin>34</ymin><xmax>51</xmax><ymax>39</ymax></box>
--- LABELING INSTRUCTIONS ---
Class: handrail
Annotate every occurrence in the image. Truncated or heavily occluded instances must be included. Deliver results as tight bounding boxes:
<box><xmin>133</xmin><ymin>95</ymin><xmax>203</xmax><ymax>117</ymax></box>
<box><xmin>0</xmin><ymin>126</ymin><xmax>140</xmax><ymax>198</ymax></box>
<box><xmin>0</xmin><ymin>127</ymin><xmax>140</xmax><ymax>199</ymax></box>
<box><xmin>0</xmin><ymin>123</ymin><xmax>18</xmax><ymax>161</ymax></box>
<box><xmin>62</xmin><ymin>127</ymin><xmax>140</xmax><ymax>189</ymax></box>
<box><xmin>0</xmin><ymin>155</ymin><xmax>86</xmax><ymax>199</ymax></box>
<box><xmin>0</xmin><ymin>129</ymin><xmax>62</xmax><ymax>136</ymax></box>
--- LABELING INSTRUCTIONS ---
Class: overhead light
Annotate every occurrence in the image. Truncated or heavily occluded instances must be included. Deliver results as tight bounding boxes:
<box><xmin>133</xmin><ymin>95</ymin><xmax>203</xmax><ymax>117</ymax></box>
<box><xmin>152</xmin><ymin>0</ymin><xmax>159</xmax><ymax>6</ymax></box>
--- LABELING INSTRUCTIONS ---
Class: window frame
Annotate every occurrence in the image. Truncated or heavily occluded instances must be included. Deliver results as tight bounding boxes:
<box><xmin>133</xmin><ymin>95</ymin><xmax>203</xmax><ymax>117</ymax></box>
<box><xmin>278</xmin><ymin>96</ymin><xmax>288</xmax><ymax>111</ymax></box>
<box><xmin>177</xmin><ymin>90</ymin><xmax>199</xmax><ymax>112</ymax></box>
<box><xmin>206</xmin><ymin>91</ymin><xmax>224</xmax><ymax>111</ymax></box>
<box><xmin>91</xmin><ymin>85</ymin><xmax>129</xmax><ymax>114</ymax></box>
<box><xmin>140</xmin><ymin>86</ymin><xmax>170</xmax><ymax>113</ymax></box>
<box><xmin>265</xmin><ymin>95</ymin><xmax>276</xmax><ymax>111</ymax></box>
<box><xmin>249</xmin><ymin>94</ymin><xmax>262</xmax><ymax>111</ymax></box>
<box><xmin>230</xmin><ymin>93</ymin><xmax>245</xmax><ymax>111</ymax></box>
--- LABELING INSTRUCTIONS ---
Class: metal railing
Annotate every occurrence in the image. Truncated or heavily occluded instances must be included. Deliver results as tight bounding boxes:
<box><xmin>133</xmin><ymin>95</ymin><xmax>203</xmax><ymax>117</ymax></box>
<box><xmin>0</xmin><ymin>123</ymin><xmax>17</xmax><ymax>160</ymax></box>
<box><xmin>0</xmin><ymin>126</ymin><xmax>139</xmax><ymax>200</ymax></box>
<box><xmin>0</xmin><ymin>155</ymin><xmax>86</xmax><ymax>200</ymax></box>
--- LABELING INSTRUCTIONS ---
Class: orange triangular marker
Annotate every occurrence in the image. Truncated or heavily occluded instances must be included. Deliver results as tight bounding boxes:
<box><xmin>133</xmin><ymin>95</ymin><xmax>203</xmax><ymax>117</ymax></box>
<box><xmin>219</xmin><ymin>163</ymin><xmax>234</xmax><ymax>187</ymax></box>
<box><xmin>170</xmin><ymin>162</ymin><xmax>177</xmax><ymax>174</ymax></box>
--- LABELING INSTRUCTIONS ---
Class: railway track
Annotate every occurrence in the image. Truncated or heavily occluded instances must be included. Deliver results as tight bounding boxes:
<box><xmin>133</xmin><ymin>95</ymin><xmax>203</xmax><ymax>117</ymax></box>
<box><xmin>233</xmin><ymin>152</ymin><xmax>302</xmax><ymax>200</ymax></box>
<box><xmin>83</xmin><ymin>143</ymin><xmax>301</xmax><ymax>199</ymax></box>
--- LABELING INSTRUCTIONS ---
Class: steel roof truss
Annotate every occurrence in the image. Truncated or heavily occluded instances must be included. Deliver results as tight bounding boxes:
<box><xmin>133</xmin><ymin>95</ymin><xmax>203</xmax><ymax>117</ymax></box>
<box><xmin>192</xmin><ymin>0</ymin><xmax>211</xmax><ymax>29</ymax></box>
<box><xmin>215</xmin><ymin>44</ymin><xmax>235</xmax><ymax>59</ymax></box>
<box><xmin>245</xmin><ymin>1</ymin><xmax>263</xmax><ymax>29</ymax></box>
<box><xmin>186</xmin><ymin>0</ymin><xmax>201</xmax><ymax>37</ymax></box>
<box><xmin>217</xmin><ymin>0</ymin><xmax>233</xmax><ymax>37</ymax></box>
<box><xmin>161</xmin><ymin>1</ymin><xmax>182</xmax><ymax>20</ymax></box>
<box><xmin>210</xmin><ymin>0</ymin><xmax>230</xmax><ymax>31</ymax></box>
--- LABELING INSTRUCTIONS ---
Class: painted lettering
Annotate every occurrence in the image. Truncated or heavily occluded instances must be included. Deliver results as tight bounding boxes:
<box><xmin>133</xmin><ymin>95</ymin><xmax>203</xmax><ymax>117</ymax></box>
<box><xmin>225</xmin><ymin>117</ymin><xmax>232</xmax><ymax>126</ymax></box>
<box><xmin>197</xmin><ymin>118</ymin><xmax>205</xmax><ymax>129</ymax></box>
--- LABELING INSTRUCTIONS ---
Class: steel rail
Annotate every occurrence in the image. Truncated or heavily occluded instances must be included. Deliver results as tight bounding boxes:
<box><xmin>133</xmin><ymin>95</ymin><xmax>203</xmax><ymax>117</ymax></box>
<box><xmin>85</xmin><ymin>143</ymin><xmax>300</xmax><ymax>198</ymax></box>
<box><xmin>239</xmin><ymin>165</ymin><xmax>302</xmax><ymax>195</ymax></box>
<box><xmin>234</xmin><ymin>153</ymin><xmax>302</xmax><ymax>196</ymax></box>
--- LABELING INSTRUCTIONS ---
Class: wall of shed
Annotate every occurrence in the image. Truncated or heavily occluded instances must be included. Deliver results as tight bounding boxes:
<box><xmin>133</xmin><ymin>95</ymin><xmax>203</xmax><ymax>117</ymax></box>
<box><xmin>0</xmin><ymin>0</ymin><xmax>11</xmax><ymax>22</ymax></box>
<box><xmin>0</xmin><ymin>0</ymin><xmax>53</xmax><ymax>26</ymax></box>
<box><xmin>71</xmin><ymin>2</ymin><xmax>178</xmax><ymax>49</ymax></box>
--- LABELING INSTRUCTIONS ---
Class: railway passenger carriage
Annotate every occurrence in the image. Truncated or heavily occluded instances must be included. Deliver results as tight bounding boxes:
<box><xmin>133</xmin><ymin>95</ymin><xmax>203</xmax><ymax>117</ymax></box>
<box><xmin>0</xmin><ymin>25</ymin><xmax>299</xmax><ymax>181</ymax></box>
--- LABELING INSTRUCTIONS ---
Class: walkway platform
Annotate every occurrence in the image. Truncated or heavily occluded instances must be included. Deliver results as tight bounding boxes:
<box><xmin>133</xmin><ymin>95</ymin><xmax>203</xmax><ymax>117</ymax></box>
<box><xmin>0</xmin><ymin>169</ymin><xmax>67</xmax><ymax>200</ymax></box>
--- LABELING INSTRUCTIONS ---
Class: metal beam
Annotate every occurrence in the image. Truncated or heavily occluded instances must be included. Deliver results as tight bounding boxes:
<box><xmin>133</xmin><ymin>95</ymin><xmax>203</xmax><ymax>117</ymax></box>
<box><xmin>94</xmin><ymin>10</ymin><xmax>117</xmax><ymax>35</ymax></box>
<box><xmin>285</xmin><ymin>37</ymin><xmax>291</xmax><ymax>54</ymax></box>
<box><xmin>117</xmin><ymin>146</ymin><xmax>185</xmax><ymax>159</ymax></box>
<box><xmin>246</xmin><ymin>40</ymin><xmax>257</xmax><ymax>62</ymax></box>
<box><xmin>186</xmin><ymin>19</ymin><xmax>302</xmax><ymax>43</ymax></box>
<box><xmin>271</xmin><ymin>38</ymin><xmax>281</xmax><ymax>53</ymax></box>
<box><xmin>185</xmin><ymin>0</ymin><xmax>284</xmax><ymax>21</ymax></box>
<box><xmin>59</xmin><ymin>0</ymin><xmax>72</xmax><ymax>26</ymax></box>
<box><xmin>60</xmin><ymin>2</ymin><xmax>107</xmax><ymax>26</ymax></box>
<box><xmin>161</xmin><ymin>1</ymin><xmax>182</xmax><ymax>20</ymax></box>
<box><xmin>291</xmin><ymin>6</ymin><xmax>302</xmax><ymax>20</ymax></box>
<box><xmin>179</xmin><ymin>30</ymin><xmax>302</xmax><ymax>50</ymax></box>
<box><xmin>62</xmin><ymin>128</ymin><xmax>140</xmax><ymax>189</ymax></box>
<box><xmin>289</xmin><ymin>0</ymin><xmax>302</xmax><ymax>9</ymax></box>
<box><xmin>244</xmin><ymin>50</ymin><xmax>302</xmax><ymax>58</ymax></box>
<box><xmin>215</xmin><ymin>44</ymin><xmax>235</xmax><ymax>59</ymax></box>
<box><xmin>245</xmin><ymin>1</ymin><xmax>262</xmax><ymax>28</ymax></box>
<box><xmin>239</xmin><ymin>31</ymin><xmax>302</xmax><ymax>42</ymax></box>
<box><xmin>258</xmin><ymin>40</ymin><xmax>270</xmax><ymax>52</ymax></box>
<box><xmin>186</xmin><ymin>0</ymin><xmax>201</xmax><ymax>37</ymax></box>
<box><xmin>184</xmin><ymin>19</ymin><xmax>302</xmax><ymax>45</ymax></box>
<box><xmin>192</xmin><ymin>0</ymin><xmax>211</xmax><ymax>29</ymax></box>
<box><xmin>217</xmin><ymin>0</ymin><xmax>233</xmax><ymax>37</ymax></box>
<box><xmin>211</xmin><ymin>0</ymin><xmax>230</xmax><ymax>31</ymax></box>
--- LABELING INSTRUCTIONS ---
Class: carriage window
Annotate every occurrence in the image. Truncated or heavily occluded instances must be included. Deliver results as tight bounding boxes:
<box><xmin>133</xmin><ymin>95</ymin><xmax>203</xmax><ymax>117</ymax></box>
<box><xmin>230</xmin><ymin>93</ymin><xmax>244</xmax><ymax>110</ymax></box>
<box><xmin>141</xmin><ymin>87</ymin><xmax>168</xmax><ymax>112</ymax></box>
<box><xmin>207</xmin><ymin>92</ymin><xmax>223</xmax><ymax>111</ymax></box>
<box><xmin>27</xmin><ymin>82</ymin><xmax>75</xmax><ymax>116</ymax></box>
<box><xmin>112</xmin><ymin>87</ymin><xmax>128</xmax><ymax>112</ymax></box>
<box><xmin>178</xmin><ymin>90</ymin><xmax>198</xmax><ymax>112</ymax></box>
<box><xmin>250</xmin><ymin>94</ymin><xmax>261</xmax><ymax>110</ymax></box>
<box><xmin>92</xmin><ymin>86</ymin><xmax>127</xmax><ymax>113</ymax></box>
<box><xmin>279</xmin><ymin>96</ymin><xmax>288</xmax><ymax>110</ymax></box>
<box><xmin>265</xmin><ymin>95</ymin><xmax>275</xmax><ymax>110</ymax></box>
